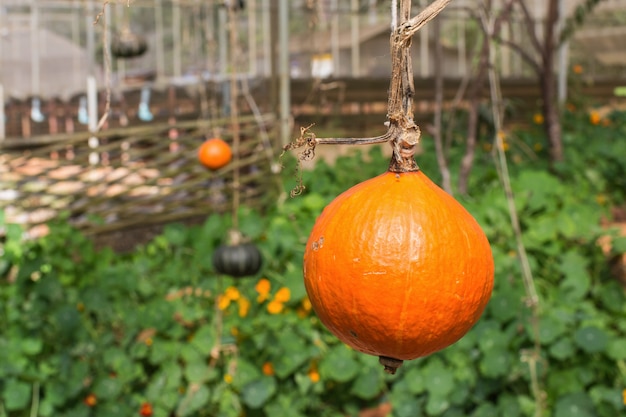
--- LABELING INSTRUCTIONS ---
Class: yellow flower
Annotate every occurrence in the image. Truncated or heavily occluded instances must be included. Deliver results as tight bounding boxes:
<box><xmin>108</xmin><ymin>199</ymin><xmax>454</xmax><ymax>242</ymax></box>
<box><xmin>255</xmin><ymin>278</ymin><xmax>271</xmax><ymax>302</ymax></box>
<box><xmin>145</xmin><ymin>337</ymin><xmax>153</xmax><ymax>347</ymax></box>
<box><xmin>533</xmin><ymin>143</ymin><xmax>543</xmax><ymax>152</ymax></box>
<box><xmin>224</xmin><ymin>374</ymin><xmax>233</xmax><ymax>384</ymax></box>
<box><xmin>589</xmin><ymin>111</ymin><xmax>601</xmax><ymax>125</ymax></box>
<box><xmin>499</xmin><ymin>141</ymin><xmax>509</xmax><ymax>152</ymax></box>
<box><xmin>482</xmin><ymin>143</ymin><xmax>492</xmax><ymax>152</ymax></box>
<box><xmin>572</xmin><ymin>64</ymin><xmax>583</xmax><ymax>74</ymax></box>
<box><xmin>533</xmin><ymin>113</ymin><xmax>544</xmax><ymax>125</ymax></box>
<box><xmin>622</xmin><ymin>389</ymin><xmax>626</xmax><ymax>405</ymax></box>
<box><xmin>262</xmin><ymin>362</ymin><xmax>274</xmax><ymax>376</ymax></box>
<box><xmin>218</xmin><ymin>295</ymin><xmax>231</xmax><ymax>310</ymax></box>
<box><xmin>224</xmin><ymin>286</ymin><xmax>240</xmax><ymax>301</ymax></box>
<box><xmin>302</xmin><ymin>297</ymin><xmax>312</xmax><ymax>312</ymax></box>
<box><xmin>596</xmin><ymin>194</ymin><xmax>607</xmax><ymax>205</ymax></box>
<box><xmin>230</xmin><ymin>327</ymin><xmax>239</xmax><ymax>336</ymax></box>
<box><xmin>274</xmin><ymin>287</ymin><xmax>291</xmax><ymax>303</ymax></box>
<box><xmin>76</xmin><ymin>302</ymin><xmax>85</xmax><ymax>312</ymax></box>
<box><xmin>238</xmin><ymin>297</ymin><xmax>251</xmax><ymax>318</ymax></box>
<box><xmin>267</xmin><ymin>300</ymin><xmax>284</xmax><ymax>314</ymax></box>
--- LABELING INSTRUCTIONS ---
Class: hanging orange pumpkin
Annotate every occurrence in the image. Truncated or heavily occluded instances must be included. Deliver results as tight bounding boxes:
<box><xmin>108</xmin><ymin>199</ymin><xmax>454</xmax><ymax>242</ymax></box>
<box><xmin>303</xmin><ymin>169</ymin><xmax>494</xmax><ymax>374</ymax></box>
<box><xmin>198</xmin><ymin>138</ymin><xmax>233</xmax><ymax>171</ymax></box>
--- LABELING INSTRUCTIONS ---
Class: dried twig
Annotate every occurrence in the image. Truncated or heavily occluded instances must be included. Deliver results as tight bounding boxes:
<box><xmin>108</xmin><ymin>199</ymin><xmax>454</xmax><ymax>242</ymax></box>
<box><xmin>284</xmin><ymin>0</ymin><xmax>450</xmax><ymax>177</ymax></box>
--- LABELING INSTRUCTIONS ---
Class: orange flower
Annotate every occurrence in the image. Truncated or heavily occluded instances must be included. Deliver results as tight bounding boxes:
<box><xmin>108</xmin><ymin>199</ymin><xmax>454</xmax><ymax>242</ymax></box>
<box><xmin>139</xmin><ymin>402</ymin><xmax>153</xmax><ymax>417</ymax></box>
<box><xmin>84</xmin><ymin>393</ymin><xmax>97</xmax><ymax>407</ymax></box>
<box><xmin>267</xmin><ymin>300</ymin><xmax>284</xmax><ymax>314</ymax></box>
<box><xmin>589</xmin><ymin>111</ymin><xmax>601</xmax><ymax>125</ymax></box>
<box><xmin>145</xmin><ymin>337</ymin><xmax>153</xmax><ymax>347</ymax></box>
<box><xmin>302</xmin><ymin>297</ymin><xmax>312</xmax><ymax>312</ymax></box>
<box><xmin>274</xmin><ymin>287</ymin><xmax>291</xmax><ymax>303</ymax></box>
<box><xmin>262</xmin><ymin>362</ymin><xmax>274</xmax><ymax>376</ymax></box>
<box><xmin>255</xmin><ymin>278</ymin><xmax>271</xmax><ymax>302</ymax></box>
<box><xmin>572</xmin><ymin>64</ymin><xmax>583</xmax><ymax>74</ymax></box>
<box><xmin>238</xmin><ymin>297</ymin><xmax>251</xmax><ymax>318</ymax></box>
<box><xmin>533</xmin><ymin>113</ymin><xmax>544</xmax><ymax>125</ymax></box>
<box><xmin>308</xmin><ymin>363</ymin><xmax>320</xmax><ymax>383</ymax></box>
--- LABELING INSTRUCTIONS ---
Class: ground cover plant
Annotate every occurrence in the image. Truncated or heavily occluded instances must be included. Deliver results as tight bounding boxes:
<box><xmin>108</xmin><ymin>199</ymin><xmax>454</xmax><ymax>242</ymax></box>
<box><xmin>1</xmin><ymin>109</ymin><xmax>626</xmax><ymax>417</ymax></box>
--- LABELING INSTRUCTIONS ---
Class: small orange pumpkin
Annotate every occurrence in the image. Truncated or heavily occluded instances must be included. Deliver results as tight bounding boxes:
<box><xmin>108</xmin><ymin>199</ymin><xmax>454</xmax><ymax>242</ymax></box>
<box><xmin>198</xmin><ymin>138</ymin><xmax>232</xmax><ymax>170</ymax></box>
<box><xmin>303</xmin><ymin>170</ymin><xmax>494</xmax><ymax>373</ymax></box>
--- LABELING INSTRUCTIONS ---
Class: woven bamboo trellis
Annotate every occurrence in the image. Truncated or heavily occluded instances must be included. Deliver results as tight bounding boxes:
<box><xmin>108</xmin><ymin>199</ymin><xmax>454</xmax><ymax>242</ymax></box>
<box><xmin>0</xmin><ymin>114</ymin><xmax>278</xmax><ymax>244</ymax></box>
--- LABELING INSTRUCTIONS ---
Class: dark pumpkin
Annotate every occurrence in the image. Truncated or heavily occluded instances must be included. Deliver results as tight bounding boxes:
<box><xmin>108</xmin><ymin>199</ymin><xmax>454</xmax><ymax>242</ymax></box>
<box><xmin>111</xmin><ymin>30</ymin><xmax>148</xmax><ymax>59</ymax></box>
<box><xmin>212</xmin><ymin>243</ymin><xmax>262</xmax><ymax>278</ymax></box>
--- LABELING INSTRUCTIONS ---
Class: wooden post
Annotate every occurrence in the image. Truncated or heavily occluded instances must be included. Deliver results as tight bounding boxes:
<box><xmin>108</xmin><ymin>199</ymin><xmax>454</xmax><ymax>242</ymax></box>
<box><xmin>331</xmin><ymin>0</ymin><xmax>340</xmax><ymax>76</ymax></box>
<box><xmin>173</xmin><ymin>0</ymin><xmax>182</xmax><ymax>78</ymax></box>
<box><xmin>248</xmin><ymin>0</ymin><xmax>258</xmax><ymax>75</ymax></box>
<box><xmin>30</xmin><ymin>0</ymin><xmax>41</xmax><ymax>97</ymax></box>
<box><xmin>350</xmin><ymin>0</ymin><xmax>360</xmax><ymax>77</ymax></box>
<box><xmin>278</xmin><ymin>0</ymin><xmax>290</xmax><ymax>146</ymax></box>
<box><xmin>87</xmin><ymin>75</ymin><xmax>99</xmax><ymax>165</ymax></box>
<box><xmin>0</xmin><ymin>84</ymin><xmax>5</xmax><ymax>141</ymax></box>
<box><xmin>262</xmin><ymin>0</ymin><xmax>272</xmax><ymax>77</ymax></box>
<box><xmin>155</xmin><ymin>0</ymin><xmax>165</xmax><ymax>80</ymax></box>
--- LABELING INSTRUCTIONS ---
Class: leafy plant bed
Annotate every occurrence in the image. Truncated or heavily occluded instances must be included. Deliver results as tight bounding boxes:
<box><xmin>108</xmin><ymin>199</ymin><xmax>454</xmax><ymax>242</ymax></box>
<box><xmin>1</xmin><ymin>109</ymin><xmax>626</xmax><ymax>416</ymax></box>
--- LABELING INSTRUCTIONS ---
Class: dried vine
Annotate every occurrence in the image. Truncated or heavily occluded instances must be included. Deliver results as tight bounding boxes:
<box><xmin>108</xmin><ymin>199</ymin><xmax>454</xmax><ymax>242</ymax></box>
<box><xmin>282</xmin><ymin>0</ymin><xmax>452</xmax><ymax>193</ymax></box>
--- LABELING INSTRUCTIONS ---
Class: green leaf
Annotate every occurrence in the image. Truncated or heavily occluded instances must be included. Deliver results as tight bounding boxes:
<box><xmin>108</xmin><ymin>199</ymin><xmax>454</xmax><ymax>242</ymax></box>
<box><xmin>189</xmin><ymin>324</ymin><xmax>216</xmax><ymax>353</ymax></box>
<box><xmin>185</xmin><ymin>359</ymin><xmax>217</xmax><ymax>383</ymax></box>
<box><xmin>497</xmin><ymin>394</ymin><xmax>522</xmax><ymax>417</ymax></box>
<box><xmin>470</xmin><ymin>403</ymin><xmax>498</xmax><ymax>417</ymax></box>
<box><xmin>574</xmin><ymin>326</ymin><xmax>609</xmax><ymax>353</ymax></box>
<box><xmin>176</xmin><ymin>384</ymin><xmax>211</xmax><ymax>417</ymax></box>
<box><xmin>558</xmin><ymin>251</ymin><xmax>591</xmax><ymax>301</ymax></box>
<box><xmin>426</xmin><ymin>394</ymin><xmax>451</xmax><ymax>416</ymax></box>
<box><xmin>422</xmin><ymin>358</ymin><xmax>455</xmax><ymax>398</ymax></box>
<box><xmin>402</xmin><ymin>365</ymin><xmax>426</xmax><ymax>395</ymax></box>
<box><xmin>607</xmin><ymin>338</ymin><xmax>626</xmax><ymax>360</ymax></box>
<box><xmin>480</xmin><ymin>350</ymin><xmax>512</xmax><ymax>378</ymax></box>
<box><xmin>612</xmin><ymin>236</ymin><xmax>626</xmax><ymax>253</ymax></box>
<box><xmin>549</xmin><ymin>338</ymin><xmax>576</xmax><ymax>360</ymax></box>
<box><xmin>241</xmin><ymin>377</ymin><xmax>277</xmax><ymax>409</ymax></box>
<box><xmin>2</xmin><ymin>379</ymin><xmax>31</xmax><ymax>411</ymax></box>
<box><xmin>232</xmin><ymin>359</ymin><xmax>262</xmax><ymax>390</ymax></box>
<box><xmin>537</xmin><ymin>314</ymin><xmax>568</xmax><ymax>345</ymax></box>
<box><xmin>319</xmin><ymin>345</ymin><xmax>359</xmax><ymax>383</ymax></box>
<box><xmin>271</xmin><ymin>330</ymin><xmax>310</xmax><ymax>378</ymax></box>
<box><xmin>21</xmin><ymin>338</ymin><xmax>43</xmax><ymax>356</ymax></box>
<box><xmin>93</xmin><ymin>377</ymin><xmax>123</xmax><ymax>400</ymax></box>
<box><xmin>554</xmin><ymin>393</ymin><xmax>595</xmax><ymax>417</ymax></box>
<box><xmin>350</xmin><ymin>366</ymin><xmax>383</xmax><ymax>400</ymax></box>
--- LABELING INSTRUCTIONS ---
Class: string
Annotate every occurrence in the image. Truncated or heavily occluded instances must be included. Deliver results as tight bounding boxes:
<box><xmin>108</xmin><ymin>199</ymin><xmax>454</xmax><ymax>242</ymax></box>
<box><xmin>391</xmin><ymin>0</ymin><xmax>398</xmax><ymax>30</ymax></box>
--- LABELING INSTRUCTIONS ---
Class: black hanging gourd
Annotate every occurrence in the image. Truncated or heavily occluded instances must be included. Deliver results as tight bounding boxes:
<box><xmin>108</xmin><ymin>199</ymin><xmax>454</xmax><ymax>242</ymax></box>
<box><xmin>212</xmin><ymin>242</ymin><xmax>262</xmax><ymax>278</ymax></box>
<box><xmin>111</xmin><ymin>28</ymin><xmax>148</xmax><ymax>59</ymax></box>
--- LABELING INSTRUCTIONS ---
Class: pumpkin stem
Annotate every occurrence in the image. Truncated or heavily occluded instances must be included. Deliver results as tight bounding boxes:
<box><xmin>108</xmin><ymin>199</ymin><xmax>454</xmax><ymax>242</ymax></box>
<box><xmin>379</xmin><ymin>356</ymin><xmax>404</xmax><ymax>374</ymax></box>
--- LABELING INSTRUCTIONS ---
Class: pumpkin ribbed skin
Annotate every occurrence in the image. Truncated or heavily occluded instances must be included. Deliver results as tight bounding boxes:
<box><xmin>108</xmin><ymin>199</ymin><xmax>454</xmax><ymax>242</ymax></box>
<box><xmin>198</xmin><ymin>138</ymin><xmax>232</xmax><ymax>171</ymax></box>
<box><xmin>303</xmin><ymin>171</ymin><xmax>494</xmax><ymax>361</ymax></box>
<box><xmin>213</xmin><ymin>243</ymin><xmax>262</xmax><ymax>278</ymax></box>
